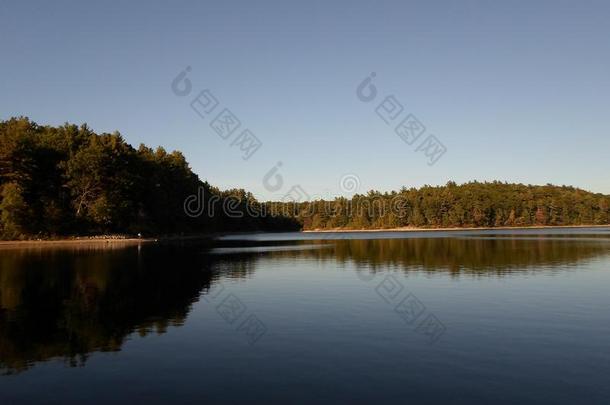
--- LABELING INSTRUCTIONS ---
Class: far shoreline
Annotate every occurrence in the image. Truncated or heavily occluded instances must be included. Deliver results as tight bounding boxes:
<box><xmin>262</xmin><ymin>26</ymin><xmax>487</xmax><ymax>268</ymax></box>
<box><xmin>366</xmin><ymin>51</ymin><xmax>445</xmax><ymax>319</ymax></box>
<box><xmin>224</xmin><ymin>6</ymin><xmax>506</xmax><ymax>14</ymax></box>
<box><xmin>1</xmin><ymin>224</ymin><xmax>610</xmax><ymax>249</ymax></box>
<box><xmin>303</xmin><ymin>224</ymin><xmax>610</xmax><ymax>233</ymax></box>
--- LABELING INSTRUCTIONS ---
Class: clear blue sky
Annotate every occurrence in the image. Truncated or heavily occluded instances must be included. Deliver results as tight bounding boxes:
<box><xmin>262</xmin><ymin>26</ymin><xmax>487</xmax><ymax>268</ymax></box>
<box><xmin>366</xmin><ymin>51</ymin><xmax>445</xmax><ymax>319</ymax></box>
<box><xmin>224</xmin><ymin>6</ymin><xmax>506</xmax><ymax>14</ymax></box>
<box><xmin>1</xmin><ymin>0</ymin><xmax>609</xmax><ymax>200</ymax></box>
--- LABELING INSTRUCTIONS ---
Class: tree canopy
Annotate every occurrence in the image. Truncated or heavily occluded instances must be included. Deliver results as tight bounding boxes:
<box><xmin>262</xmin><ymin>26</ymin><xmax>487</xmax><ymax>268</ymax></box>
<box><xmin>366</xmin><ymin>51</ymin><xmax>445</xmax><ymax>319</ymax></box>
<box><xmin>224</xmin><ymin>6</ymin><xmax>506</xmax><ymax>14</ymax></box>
<box><xmin>0</xmin><ymin>117</ymin><xmax>297</xmax><ymax>239</ymax></box>
<box><xmin>1</xmin><ymin>117</ymin><xmax>608</xmax><ymax>239</ymax></box>
<box><xmin>269</xmin><ymin>181</ymin><xmax>610</xmax><ymax>230</ymax></box>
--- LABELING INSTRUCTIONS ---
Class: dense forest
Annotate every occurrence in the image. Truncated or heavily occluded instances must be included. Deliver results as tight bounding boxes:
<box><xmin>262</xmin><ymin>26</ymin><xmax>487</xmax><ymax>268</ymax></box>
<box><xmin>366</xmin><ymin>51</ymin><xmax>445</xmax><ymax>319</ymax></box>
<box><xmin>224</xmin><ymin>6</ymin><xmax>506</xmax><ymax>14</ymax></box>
<box><xmin>268</xmin><ymin>181</ymin><xmax>610</xmax><ymax>230</ymax></box>
<box><xmin>0</xmin><ymin>117</ymin><xmax>298</xmax><ymax>240</ymax></box>
<box><xmin>1</xmin><ymin>117</ymin><xmax>609</xmax><ymax>240</ymax></box>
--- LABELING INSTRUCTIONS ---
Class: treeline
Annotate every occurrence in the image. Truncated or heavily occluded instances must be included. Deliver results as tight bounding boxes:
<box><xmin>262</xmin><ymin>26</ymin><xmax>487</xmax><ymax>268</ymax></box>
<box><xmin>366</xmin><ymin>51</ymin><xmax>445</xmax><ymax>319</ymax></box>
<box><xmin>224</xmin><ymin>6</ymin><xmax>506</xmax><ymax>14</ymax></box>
<box><xmin>2</xmin><ymin>118</ymin><xmax>609</xmax><ymax>239</ymax></box>
<box><xmin>0</xmin><ymin>117</ymin><xmax>298</xmax><ymax>240</ymax></box>
<box><xmin>266</xmin><ymin>181</ymin><xmax>610</xmax><ymax>230</ymax></box>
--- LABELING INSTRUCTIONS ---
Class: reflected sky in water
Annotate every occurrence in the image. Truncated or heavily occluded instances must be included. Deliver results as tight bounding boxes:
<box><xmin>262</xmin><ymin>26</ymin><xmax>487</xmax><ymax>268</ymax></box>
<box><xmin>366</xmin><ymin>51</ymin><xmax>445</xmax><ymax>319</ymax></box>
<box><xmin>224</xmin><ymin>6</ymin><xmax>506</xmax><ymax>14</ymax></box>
<box><xmin>1</xmin><ymin>228</ymin><xmax>610</xmax><ymax>404</ymax></box>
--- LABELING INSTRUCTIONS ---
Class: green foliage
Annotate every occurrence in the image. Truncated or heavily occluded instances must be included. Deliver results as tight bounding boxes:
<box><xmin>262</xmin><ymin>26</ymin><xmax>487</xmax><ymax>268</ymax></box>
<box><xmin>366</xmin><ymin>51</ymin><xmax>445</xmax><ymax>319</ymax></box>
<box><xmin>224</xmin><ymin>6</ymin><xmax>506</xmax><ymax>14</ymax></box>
<box><xmin>0</xmin><ymin>182</ymin><xmax>29</xmax><ymax>239</ymax></box>
<box><xmin>0</xmin><ymin>117</ymin><xmax>298</xmax><ymax>239</ymax></box>
<box><xmin>1</xmin><ymin>117</ymin><xmax>608</xmax><ymax>239</ymax></box>
<box><xmin>266</xmin><ymin>181</ymin><xmax>610</xmax><ymax>230</ymax></box>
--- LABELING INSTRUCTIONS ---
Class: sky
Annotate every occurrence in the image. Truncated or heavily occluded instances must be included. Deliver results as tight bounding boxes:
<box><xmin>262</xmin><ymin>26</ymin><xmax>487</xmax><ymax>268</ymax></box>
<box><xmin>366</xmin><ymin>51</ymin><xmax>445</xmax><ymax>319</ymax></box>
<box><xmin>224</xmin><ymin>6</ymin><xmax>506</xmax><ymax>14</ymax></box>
<box><xmin>1</xmin><ymin>0</ymin><xmax>609</xmax><ymax>200</ymax></box>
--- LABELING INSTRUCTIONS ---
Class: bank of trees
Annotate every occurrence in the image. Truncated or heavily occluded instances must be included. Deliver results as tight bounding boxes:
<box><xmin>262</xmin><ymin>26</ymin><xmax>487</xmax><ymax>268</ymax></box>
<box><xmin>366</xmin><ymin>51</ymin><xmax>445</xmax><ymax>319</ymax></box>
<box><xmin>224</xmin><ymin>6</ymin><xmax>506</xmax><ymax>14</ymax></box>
<box><xmin>1</xmin><ymin>117</ymin><xmax>608</xmax><ymax>239</ymax></box>
<box><xmin>0</xmin><ymin>117</ymin><xmax>297</xmax><ymax>239</ymax></box>
<box><xmin>267</xmin><ymin>181</ymin><xmax>610</xmax><ymax>230</ymax></box>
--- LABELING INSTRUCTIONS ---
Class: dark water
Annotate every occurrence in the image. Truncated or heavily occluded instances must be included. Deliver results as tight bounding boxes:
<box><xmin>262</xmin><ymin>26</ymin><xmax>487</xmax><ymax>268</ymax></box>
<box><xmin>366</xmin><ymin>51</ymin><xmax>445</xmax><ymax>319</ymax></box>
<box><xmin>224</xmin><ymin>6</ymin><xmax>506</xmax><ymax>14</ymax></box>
<box><xmin>1</xmin><ymin>228</ymin><xmax>610</xmax><ymax>404</ymax></box>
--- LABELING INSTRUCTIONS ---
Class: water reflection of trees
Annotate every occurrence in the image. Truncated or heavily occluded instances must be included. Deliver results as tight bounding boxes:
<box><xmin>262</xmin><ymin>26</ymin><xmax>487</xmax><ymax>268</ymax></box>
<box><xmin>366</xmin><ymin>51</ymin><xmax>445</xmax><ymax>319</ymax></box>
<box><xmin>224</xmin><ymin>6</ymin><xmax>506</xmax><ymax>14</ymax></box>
<box><xmin>265</xmin><ymin>237</ymin><xmax>610</xmax><ymax>275</ymax></box>
<box><xmin>2</xmin><ymin>237</ymin><xmax>610</xmax><ymax>374</ymax></box>
<box><xmin>0</xmin><ymin>245</ymin><xmax>217</xmax><ymax>374</ymax></box>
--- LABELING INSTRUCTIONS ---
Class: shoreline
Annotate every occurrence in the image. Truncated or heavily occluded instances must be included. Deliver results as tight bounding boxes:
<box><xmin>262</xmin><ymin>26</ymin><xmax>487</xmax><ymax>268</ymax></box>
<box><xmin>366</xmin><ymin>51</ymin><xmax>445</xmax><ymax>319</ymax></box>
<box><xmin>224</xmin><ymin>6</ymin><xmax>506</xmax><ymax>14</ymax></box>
<box><xmin>1</xmin><ymin>224</ymin><xmax>609</xmax><ymax>248</ymax></box>
<box><xmin>302</xmin><ymin>224</ymin><xmax>610</xmax><ymax>233</ymax></box>
<box><xmin>0</xmin><ymin>237</ymin><xmax>159</xmax><ymax>249</ymax></box>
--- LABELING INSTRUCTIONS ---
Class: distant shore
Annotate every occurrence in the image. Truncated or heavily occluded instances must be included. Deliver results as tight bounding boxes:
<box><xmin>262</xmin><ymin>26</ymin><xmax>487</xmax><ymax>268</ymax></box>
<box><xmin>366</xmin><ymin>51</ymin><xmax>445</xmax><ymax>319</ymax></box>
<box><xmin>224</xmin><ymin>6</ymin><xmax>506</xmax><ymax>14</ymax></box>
<box><xmin>302</xmin><ymin>224</ymin><xmax>610</xmax><ymax>233</ymax></box>
<box><xmin>1</xmin><ymin>224</ymin><xmax>609</xmax><ymax>248</ymax></box>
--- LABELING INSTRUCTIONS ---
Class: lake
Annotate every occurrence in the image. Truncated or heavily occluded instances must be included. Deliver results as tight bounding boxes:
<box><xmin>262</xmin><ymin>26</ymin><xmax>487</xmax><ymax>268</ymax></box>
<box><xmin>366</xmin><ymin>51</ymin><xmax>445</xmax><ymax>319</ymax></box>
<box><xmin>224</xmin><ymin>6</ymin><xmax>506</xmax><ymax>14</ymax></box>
<box><xmin>1</xmin><ymin>228</ymin><xmax>610</xmax><ymax>404</ymax></box>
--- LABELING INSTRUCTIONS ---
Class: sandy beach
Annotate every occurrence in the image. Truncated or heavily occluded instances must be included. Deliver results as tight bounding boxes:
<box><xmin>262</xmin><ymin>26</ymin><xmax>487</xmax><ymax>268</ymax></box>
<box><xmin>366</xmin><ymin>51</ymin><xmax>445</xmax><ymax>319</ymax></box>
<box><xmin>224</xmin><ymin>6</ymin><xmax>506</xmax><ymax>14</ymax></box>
<box><xmin>0</xmin><ymin>237</ymin><xmax>157</xmax><ymax>250</ymax></box>
<box><xmin>303</xmin><ymin>224</ymin><xmax>610</xmax><ymax>233</ymax></box>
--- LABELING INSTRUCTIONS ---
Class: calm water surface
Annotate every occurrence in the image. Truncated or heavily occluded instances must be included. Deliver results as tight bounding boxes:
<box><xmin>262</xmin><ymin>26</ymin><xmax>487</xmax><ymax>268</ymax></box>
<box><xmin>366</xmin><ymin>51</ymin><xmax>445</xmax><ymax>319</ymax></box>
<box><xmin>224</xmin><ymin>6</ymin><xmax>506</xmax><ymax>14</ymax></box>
<box><xmin>1</xmin><ymin>228</ymin><xmax>610</xmax><ymax>404</ymax></box>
